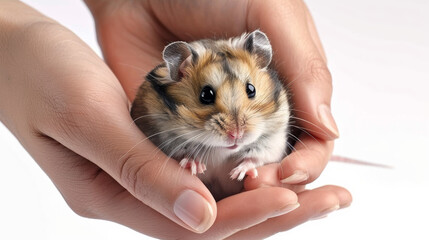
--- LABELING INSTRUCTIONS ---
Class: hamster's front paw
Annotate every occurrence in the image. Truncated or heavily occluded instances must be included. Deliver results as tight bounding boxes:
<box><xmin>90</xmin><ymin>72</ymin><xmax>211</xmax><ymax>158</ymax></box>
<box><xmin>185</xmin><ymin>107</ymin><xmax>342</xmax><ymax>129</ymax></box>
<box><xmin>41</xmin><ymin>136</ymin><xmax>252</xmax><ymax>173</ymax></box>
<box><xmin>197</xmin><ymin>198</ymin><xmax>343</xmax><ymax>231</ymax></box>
<box><xmin>230</xmin><ymin>158</ymin><xmax>258</xmax><ymax>181</ymax></box>
<box><xmin>179</xmin><ymin>158</ymin><xmax>207</xmax><ymax>175</ymax></box>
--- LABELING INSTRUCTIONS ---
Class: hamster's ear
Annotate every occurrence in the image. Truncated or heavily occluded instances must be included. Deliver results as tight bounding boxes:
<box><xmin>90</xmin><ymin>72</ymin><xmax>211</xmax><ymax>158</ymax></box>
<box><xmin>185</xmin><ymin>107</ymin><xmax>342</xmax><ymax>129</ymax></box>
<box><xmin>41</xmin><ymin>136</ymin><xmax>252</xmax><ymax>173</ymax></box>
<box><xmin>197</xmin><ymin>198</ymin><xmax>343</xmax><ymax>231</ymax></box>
<box><xmin>243</xmin><ymin>30</ymin><xmax>273</xmax><ymax>69</ymax></box>
<box><xmin>163</xmin><ymin>41</ymin><xmax>195</xmax><ymax>82</ymax></box>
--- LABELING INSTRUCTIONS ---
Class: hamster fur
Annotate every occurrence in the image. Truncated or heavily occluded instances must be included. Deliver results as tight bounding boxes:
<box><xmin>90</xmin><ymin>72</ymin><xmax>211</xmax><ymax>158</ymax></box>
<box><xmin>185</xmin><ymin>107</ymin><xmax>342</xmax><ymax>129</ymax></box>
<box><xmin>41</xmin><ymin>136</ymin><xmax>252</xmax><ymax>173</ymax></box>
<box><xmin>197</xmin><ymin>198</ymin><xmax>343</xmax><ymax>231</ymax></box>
<box><xmin>131</xmin><ymin>30</ymin><xmax>290</xmax><ymax>200</ymax></box>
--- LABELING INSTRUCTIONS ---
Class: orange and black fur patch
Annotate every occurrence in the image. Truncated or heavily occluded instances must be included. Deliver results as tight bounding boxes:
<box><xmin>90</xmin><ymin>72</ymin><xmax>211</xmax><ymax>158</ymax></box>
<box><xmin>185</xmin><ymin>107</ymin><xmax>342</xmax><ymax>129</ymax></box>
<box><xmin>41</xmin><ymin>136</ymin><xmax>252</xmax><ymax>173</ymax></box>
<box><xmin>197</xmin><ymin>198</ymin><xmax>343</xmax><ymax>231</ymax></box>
<box><xmin>131</xmin><ymin>31</ymin><xmax>291</xmax><ymax>200</ymax></box>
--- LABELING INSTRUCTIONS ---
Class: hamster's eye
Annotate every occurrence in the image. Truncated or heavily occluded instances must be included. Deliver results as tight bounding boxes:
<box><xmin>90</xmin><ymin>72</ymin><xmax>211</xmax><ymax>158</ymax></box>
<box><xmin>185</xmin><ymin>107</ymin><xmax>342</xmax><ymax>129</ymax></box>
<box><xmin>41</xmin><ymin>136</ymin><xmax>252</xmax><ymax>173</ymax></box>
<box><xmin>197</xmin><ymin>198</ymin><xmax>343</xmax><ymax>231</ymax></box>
<box><xmin>200</xmin><ymin>86</ymin><xmax>216</xmax><ymax>105</ymax></box>
<box><xmin>246</xmin><ymin>83</ymin><xmax>256</xmax><ymax>98</ymax></box>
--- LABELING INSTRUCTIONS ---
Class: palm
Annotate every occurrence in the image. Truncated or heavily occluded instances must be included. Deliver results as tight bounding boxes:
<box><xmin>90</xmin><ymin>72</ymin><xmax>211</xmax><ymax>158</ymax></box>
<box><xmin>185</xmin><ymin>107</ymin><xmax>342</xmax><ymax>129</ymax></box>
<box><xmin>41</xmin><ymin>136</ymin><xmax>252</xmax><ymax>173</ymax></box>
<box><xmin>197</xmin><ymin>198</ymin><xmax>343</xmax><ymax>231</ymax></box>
<box><xmin>83</xmin><ymin>0</ymin><xmax>352</xmax><ymax>238</ymax></box>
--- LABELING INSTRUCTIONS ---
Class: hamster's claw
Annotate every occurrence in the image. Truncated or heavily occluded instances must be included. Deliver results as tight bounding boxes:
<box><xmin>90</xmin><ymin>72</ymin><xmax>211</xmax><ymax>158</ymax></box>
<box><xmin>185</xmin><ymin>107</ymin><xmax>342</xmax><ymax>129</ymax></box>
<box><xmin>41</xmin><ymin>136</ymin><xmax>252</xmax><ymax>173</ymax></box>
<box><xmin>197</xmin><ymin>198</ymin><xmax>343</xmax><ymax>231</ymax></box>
<box><xmin>247</xmin><ymin>168</ymin><xmax>258</xmax><ymax>179</ymax></box>
<box><xmin>230</xmin><ymin>159</ymin><xmax>258</xmax><ymax>181</ymax></box>
<box><xmin>179</xmin><ymin>158</ymin><xmax>206</xmax><ymax>175</ymax></box>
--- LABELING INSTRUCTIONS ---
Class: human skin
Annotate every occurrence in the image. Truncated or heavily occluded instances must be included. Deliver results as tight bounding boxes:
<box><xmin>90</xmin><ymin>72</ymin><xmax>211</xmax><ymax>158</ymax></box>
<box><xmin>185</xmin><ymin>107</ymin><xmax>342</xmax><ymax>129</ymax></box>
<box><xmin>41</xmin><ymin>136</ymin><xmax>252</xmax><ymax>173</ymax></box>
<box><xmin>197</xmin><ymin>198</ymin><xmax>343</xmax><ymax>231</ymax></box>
<box><xmin>86</xmin><ymin>0</ymin><xmax>340</xmax><ymax>186</ymax></box>
<box><xmin>0</xmin><ymin>1</ymin><xmax>351</xmax><ymax>239</ymax></box>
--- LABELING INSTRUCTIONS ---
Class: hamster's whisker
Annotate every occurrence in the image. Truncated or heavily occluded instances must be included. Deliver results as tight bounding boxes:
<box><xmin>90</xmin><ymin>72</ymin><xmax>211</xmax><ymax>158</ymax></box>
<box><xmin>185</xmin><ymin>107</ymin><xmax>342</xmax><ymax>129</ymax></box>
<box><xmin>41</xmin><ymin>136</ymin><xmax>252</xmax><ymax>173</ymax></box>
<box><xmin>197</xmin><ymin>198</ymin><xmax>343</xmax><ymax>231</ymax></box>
<box><xmin>200</xmin><ymin>137</ymin><xmax>216</xmax><ymax>168</ymax></box>
<box><xmin>287</xmin><ymin>132</ymin><xmax>309</xmax><ymax>150</ymax></box>
<box><xmin>117</xmin><ymin>126</ymin><xmax>187</xmax><ymax>163</ymax></box>
<box><xmin>284</xmin><ymin>71</ymin><xmax>307</xmax><ymax>89</ymax></box>
<box><xmin>147</xmin><ymin>126</ymin><xmax>188</xmax><ymax>140</ymax></box>
<box><xmin>147</xmin><ymin>131</ymin><xmax>190</xmax><ymax>160</ymax></box>
<box><xmin>178</xmin><ymin>135</ymin><xmax>211</xmax><ymax>180</ymax></box>
<box><xmin>185</xmin><ymin>134</ymin><xmax>212</xmax><ymax>162</ymax></box>
<box><xmin>165</xmin><ymin>131</ymin><xmax>206</xmax><ymax>163</ymax></box>
<box><xmin>118</xmin><ymin>62</ymin><xmax>148</xmax><ymax>73</ymax></box>
<box><xmin>285</xmin><ymin>141</ymin><xmax>297</xmax><ymax>154</ymax></box>
<box><xmin>288</xmin><ymin>108</ymin><xmax>312</xmax><ymax>116</ymax></box>
<box><xmin>155</xmin><ymin>128</ymin><xmax>196</xmax><ymax>149</ymax></box>
<box><xmin>188</xmin><ymin>134</ymin><xmax>213</xmax><ymax>166</ymax></box>
<box><xmin>277</xmin><ymin>141</ymin><xmax>299</xmax><ymax>180</ymax></box>
<box><xmin>199</xmin><ymin>145</ymin><xmax>211</xmax><ymax>167</ymax></box>
<box><xmin>130</xmin><ymin>114</ymin><xmax>169</xmax><ymax>128</ymax></box>
<box><xmin>154</xmin><ymin>130</ymin><xmax>206</xmax><ymax>185</ymax></box>
<box><xmin>171</xmin><ymin>133</ymin><xmax>208</xmax><ymax>184</ymax></box>
<box><xmin>287</xmin><ymin>124</ymin><xmax>325</xmax><ymax>146</ymax></box>
<box><xmin>167</xmin><ymin>132</ymin><xmax>209</xmax><ymax>183</ymax></box>
<box><xmin>173</xmin><ymin>131</ymin><xmax>206</xmax><ymax>155</ymax></box>
<box><xmin>195</xmin><ymin>135</ymin><xmax>216</xmax><ymax>166</ymax></box>
<box><xmin>173</xmin><ymin>131</ymin><xmax>211</xmax><ymax>184</ymax></box>
<box><xmin>147</xmin><ymin>129</ymin><xmax>205</xmax><ymax>185</ymax></box>
<box><xmin>202</xmin><ymin>145</ymin><xmax>215</xmax><ymax>168</ymax></box>
<box><xmin>286</xmin><ymin>141</ymin><xmax>305</xmax><ymax>160</ymax></box>
<box><xmin>130</xmin><ymin>31</ymin><xmax>295</xmax><ymax>200</ymax></box>
<box><xmin>150</xmin><ymin>129</ymin><xmax>204</xmax><ymax>161</ymax></box>
<box><xmin>289</xmin><ymin>116</ymin><xmax>332</xmax><ymax>138</ymax></box>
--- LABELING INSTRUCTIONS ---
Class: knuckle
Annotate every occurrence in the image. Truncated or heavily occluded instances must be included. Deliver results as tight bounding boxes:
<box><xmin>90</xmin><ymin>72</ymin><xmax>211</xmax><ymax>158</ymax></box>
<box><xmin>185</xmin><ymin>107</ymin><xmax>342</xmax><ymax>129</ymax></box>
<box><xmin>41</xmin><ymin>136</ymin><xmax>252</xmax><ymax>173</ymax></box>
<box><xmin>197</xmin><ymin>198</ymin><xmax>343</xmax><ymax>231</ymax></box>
<box><xmin>251</xmin><ymin>0</ymin><xmax>304</xmax><ymax>22</ymax></box>
<box><xmin>306</xmin><ymin>57</ymin><xmax>332</xmax><ymax>88</ymax></box>
<box><xmin>118</xmin><ymin>151</ymin><xmax>158</xmax><ymax>203</ymax></box>
<box><xmin>39</xmin><ymin>86</ymin><xmax>111</xmax><ymax>138</ymax></box>
<box><xmin>65</xmin><ymin>196</ymin><xmax>98</xmax><ymax>219</ymax></box>
<box><xmin>274</xmin><ymin>189</ymin><xmax>297</xmax><ymax>206</ymax></box>
<box><xmin>61</xmin><ymin>171</ymin><xmax>115</xmax><ymax>220</ymax></box>
<box><xmin>283</xmin><ymin>0</ymin><xmax>304</xmax><ymax>11</ymax></box>
<box><xmin>265</xmin><ymin>0</ymin><xmax>303</xmax><ymax>17</ymax></box>
<box><xmin>307</xmin><ymin>150</ymin><xmax>329</xmax><ymax>182</ymax></box>
<box><xmin>318</xmin><ymin>190</ymin><xmax>340</xmax><ymax>207</ymax></box>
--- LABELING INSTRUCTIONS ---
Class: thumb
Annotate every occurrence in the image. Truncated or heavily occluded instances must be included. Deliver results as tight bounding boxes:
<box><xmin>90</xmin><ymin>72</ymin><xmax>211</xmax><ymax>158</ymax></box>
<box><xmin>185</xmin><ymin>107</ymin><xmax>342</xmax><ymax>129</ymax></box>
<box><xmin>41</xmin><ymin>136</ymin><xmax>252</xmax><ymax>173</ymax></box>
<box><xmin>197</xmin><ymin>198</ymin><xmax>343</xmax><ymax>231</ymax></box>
<box><xmin>38</xmin><ymin>88</ymin><xmax>216</xmax><ymax>233</ymax></box>
<box><xmin>250</xmin><ymin>0</ymin><xmax>339</xmax><ymax>140</ymax></box>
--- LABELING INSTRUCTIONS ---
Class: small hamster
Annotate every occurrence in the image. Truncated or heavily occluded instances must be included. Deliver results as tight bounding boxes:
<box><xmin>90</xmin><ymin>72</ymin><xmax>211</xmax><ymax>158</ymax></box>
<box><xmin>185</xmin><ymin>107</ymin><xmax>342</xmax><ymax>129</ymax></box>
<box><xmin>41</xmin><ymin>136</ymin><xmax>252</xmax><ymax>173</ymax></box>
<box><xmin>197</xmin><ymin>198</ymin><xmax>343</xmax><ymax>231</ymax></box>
<box><xmin>131</xmin><ymin>30</ymin><xmax>290</xmax><ymax>200</ymax></box>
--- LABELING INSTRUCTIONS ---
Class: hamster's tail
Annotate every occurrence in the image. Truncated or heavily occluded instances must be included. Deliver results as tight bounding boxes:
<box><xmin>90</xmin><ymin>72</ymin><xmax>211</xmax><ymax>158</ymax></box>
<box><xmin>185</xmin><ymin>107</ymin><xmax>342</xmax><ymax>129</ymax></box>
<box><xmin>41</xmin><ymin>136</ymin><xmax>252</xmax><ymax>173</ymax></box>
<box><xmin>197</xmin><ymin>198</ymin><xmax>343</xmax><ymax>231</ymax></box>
<box><xmin>330</xmin><ymin>155</ymin><xmax>394</xmax><ymax>169</ymax></box>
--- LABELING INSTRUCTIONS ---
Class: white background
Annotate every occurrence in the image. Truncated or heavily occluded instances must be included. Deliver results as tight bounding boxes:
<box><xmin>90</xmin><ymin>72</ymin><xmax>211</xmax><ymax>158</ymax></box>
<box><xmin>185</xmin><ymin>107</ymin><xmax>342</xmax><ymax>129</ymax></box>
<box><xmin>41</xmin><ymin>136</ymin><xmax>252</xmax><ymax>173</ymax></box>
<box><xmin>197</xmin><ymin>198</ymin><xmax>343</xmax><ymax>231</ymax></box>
<box><xmin>1</xmin><ymin>0</ymin><xmax>428</xmax><ymax>239</ymax></box>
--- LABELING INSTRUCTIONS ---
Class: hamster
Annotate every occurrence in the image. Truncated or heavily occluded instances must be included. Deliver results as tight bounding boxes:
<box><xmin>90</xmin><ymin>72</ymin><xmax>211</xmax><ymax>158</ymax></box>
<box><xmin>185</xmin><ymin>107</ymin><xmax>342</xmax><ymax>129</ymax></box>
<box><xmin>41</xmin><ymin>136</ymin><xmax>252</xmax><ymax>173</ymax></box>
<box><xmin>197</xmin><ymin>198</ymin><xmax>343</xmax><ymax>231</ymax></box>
<box><xmin>131</xmin><ymin>30</ymin><xmax>290</xmax><ymax>200</ymax></box>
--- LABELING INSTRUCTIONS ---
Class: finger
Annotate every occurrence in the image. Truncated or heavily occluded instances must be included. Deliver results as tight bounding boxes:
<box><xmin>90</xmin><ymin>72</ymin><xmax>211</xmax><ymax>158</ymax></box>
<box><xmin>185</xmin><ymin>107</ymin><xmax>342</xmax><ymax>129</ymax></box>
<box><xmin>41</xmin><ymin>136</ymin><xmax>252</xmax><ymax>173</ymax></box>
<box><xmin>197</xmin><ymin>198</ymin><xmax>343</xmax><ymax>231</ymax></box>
<box><xmin>24</xmin><ymin>134</ymin><xmax>186</xmax><ymax>238</ymax></box>
<box><xmin>26</xmin><ymin>134</ymin><xmax>350</xmax><ymax>240</ymax></box>
<box><xmin>95</xmin><ymin>18</ymin><xmax>166</xmax><ymax>101</ymax></box>
<box><xmin>244</xmin><ymin>134</ymin><xmax>333</xmax><ymax>189</ymax></box>
<box><xmin>303</xmin><ymin>2</ymin><xmax>327</xmax><ymax>62</ymax></box>
<box><xmin>243</xmin><ymin>163</ymin><xmax>306</xmax><ymax>193</ymax></box>
<box><xmin>86</xmin><ymin>186</ymin><xmax>299</xmax><ymax>240</ymax></box>
<box><xmin>316</xmin><ymin>185</ymin><xmax>353</xmax><ymax>209</ymax></box>
<box><xmin>117</xmin><ymin>188</ymin><xmax>297</xmax><ymax>240</ymax></box>
<box><xmin>279</xmin><ymin>134</ymin><xmax>333</xmax><ymax>184</ymax></box>
<box><xmin>226</xmin><ymin>185</ymin><xmax>352</xmax><ymax>240</ymax></box>
<box><xmin>198</xmin><ymin>187</ymin><xmax>298</xmax><ymax>240</ymax></box>
<box><xmin>66</xmin><ymin>164</ymin><xmax>299</xmax><ymax>240</ymax></box>
<box><xmin>248</xmin><ymin>0</ymin><xmax>339</xmax><ymax>140</ymax></box>
<box><xmin>35</xmin><ymin>75</ymin><xmax>217</xmax><ymax>233</ymax></box>
<box><xmin>26</xmin><ymin>140</ymin><xmax>300</xmax><ymax>240</ymax></box>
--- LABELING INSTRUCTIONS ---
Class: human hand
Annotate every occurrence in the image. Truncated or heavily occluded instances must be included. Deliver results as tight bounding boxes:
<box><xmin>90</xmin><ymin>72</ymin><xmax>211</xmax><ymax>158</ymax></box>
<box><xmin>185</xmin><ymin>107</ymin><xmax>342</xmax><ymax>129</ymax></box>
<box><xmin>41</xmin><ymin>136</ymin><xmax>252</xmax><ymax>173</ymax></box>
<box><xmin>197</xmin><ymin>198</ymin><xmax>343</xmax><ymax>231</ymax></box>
<box><xmin>0</xmin><ymin>1</ymin><xmax>350</xmax><ymax>239</ymax></box>
<box><xmin>87</xmin><ymin>0</ymin><xmax>346</xmax><ymax>193</ymax></box>
<box><xmin>82</xmin><ymin>0</ymin><xmax>351</xmax><ymax>237</ymax></box>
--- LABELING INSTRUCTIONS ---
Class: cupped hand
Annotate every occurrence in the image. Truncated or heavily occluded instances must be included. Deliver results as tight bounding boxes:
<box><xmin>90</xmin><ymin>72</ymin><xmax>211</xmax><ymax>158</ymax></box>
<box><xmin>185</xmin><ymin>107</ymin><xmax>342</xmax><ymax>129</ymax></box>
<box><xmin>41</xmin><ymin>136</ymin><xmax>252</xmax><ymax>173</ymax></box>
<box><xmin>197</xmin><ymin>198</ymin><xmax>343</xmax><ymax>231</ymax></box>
<box><xmin>0</xmin><ymin>1</ymin><xmax>352</xmax><ymax>239</ymax></box>
<box><xmin>87</xmin><ymin>0</ymin><xmax>346</xmax><ymax>193</ymax></box>
<box><xmin>82</xmin><ymin>0</ymin><xmax>352</xmax><ymax>237</ymax></box>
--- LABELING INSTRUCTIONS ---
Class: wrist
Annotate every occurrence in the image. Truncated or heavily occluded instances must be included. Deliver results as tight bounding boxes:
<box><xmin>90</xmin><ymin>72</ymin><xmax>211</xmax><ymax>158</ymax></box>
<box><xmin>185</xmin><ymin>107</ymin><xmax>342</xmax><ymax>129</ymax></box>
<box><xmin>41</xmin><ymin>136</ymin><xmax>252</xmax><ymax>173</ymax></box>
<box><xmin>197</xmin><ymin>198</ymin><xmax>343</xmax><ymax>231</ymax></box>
<box><xmin>0</xmin><ymin>1</ymin><xmax>55</xmax><ymax>31</ymax></box>
<box><xmin>0</xmin><ymin>1</ymin><xmax>58</xmax><ymax>120</ymax></box>
<box><xmin>0</xmin><ymin>1</ymin><xmax>57</xmax><ymax>56</ymax></box>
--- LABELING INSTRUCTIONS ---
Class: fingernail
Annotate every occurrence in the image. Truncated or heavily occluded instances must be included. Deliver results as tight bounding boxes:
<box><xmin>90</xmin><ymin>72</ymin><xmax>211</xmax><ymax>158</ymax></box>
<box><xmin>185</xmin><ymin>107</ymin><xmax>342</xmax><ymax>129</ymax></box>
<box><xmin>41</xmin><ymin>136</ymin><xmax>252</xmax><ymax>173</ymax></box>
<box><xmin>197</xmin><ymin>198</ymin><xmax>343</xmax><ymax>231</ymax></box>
<box><xmin>340</xmin><ymin>202</ymin><xmax>352</xmax><ymax>208</ymax></box>
<box><xmin>318</xmin><ymin>104</ymin><xmax>339</xmax><ymax>139</ymax></box>
<box><xmin>280</xmin><ymin>170</ymin><xmax>309</xmax><ymax>184</ymax></box>
<box><xmin>174</xmin><ymin>190</ymin><xmax>214</xmax><ymax>233</ymax></box>
<box><xmin>311</xmin><ymin>204</ymin><xmax>340</xmax><ymax>220</ymax></box>
<box><xmin>270</xmin><ymin>202</ymin><xmax>300</xmax><ymax>218</ymax></box>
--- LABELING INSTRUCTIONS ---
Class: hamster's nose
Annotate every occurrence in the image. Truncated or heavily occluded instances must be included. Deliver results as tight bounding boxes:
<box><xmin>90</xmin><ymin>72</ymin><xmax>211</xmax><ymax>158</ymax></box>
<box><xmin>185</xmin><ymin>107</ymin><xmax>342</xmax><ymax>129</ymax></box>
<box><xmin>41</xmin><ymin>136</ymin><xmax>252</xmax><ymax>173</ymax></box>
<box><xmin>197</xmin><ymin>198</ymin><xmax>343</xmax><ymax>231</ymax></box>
<box><xmin>227</xmin><ymin>129</ymin><xmax>243</xmax><ymax>140</ymax></box>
